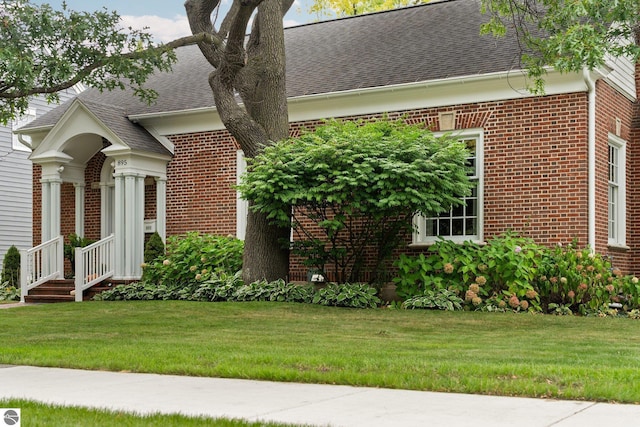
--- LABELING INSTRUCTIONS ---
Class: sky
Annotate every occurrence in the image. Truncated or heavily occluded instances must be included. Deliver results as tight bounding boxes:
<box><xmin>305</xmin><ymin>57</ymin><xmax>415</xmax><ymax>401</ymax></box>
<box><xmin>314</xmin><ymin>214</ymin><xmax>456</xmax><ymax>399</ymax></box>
<box><xmin>31</xmin><ymin>0</ymin><xmax>320</xmax><ymax>43</ymax></box>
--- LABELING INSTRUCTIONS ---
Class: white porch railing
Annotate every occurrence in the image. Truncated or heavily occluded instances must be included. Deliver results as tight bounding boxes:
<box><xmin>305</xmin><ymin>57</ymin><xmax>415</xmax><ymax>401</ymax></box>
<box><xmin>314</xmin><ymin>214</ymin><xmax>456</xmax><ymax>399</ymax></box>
<box><xmin>20</xmin><ymin>236</ymin><xmax>64</xmax><ymax>302</ymax></box>
<box><xmin>74</xmin><ymin>234</ymin><xmax>115</xmax><ymax>302</ymax></box>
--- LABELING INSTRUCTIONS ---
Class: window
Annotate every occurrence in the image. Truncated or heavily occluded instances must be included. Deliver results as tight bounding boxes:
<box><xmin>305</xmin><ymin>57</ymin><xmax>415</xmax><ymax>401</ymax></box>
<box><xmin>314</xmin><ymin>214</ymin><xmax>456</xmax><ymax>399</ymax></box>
<box><xmin>11</xmin><ymin>108</ymin><xmax>36</xmax><ymax>151</ymax></box>
<box><xmin>608</xmin><ymin>134</ymin><xmax>626</xmax><ymax>246</ymax></box>
<box><xmin>413</xmin><ymin>130</ymin><xmax>483</xmax><ymax>245</ymax></box>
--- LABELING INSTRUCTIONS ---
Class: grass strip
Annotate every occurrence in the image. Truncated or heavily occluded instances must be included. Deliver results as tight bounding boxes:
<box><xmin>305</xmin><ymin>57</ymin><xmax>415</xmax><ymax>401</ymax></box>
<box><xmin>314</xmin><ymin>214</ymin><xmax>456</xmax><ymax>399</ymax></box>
<box><xmin>0</xmin><ymin>399</ymin><xmax>303</xmax><ymax>426</ymax></box>
<box><xmin>1</xmin><ymin>301</ymin><xmax>639</xmax><ymax>403</ymax></box>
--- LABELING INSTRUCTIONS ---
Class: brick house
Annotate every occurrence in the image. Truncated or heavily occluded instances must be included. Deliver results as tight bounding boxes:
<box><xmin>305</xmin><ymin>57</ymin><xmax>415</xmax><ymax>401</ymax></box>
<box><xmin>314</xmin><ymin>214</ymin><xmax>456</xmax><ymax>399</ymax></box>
<box><xmin>16</xmin><ymin>0</ymin><xmax>640</xmax><ymax>296</ymax></box>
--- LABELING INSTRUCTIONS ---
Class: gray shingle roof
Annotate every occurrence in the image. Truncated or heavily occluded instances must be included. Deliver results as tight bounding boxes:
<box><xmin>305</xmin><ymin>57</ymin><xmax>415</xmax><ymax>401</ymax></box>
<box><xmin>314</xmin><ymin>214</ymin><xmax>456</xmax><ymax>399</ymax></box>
<box><xmin>26</xmin><ymin>0</ymin><xmax>522</xmax><ymax>143</ymax></box>
<box><xmin>79</xmin><ymin>99</ymin><xmax>171</xmax><ymax>156</ymax></box>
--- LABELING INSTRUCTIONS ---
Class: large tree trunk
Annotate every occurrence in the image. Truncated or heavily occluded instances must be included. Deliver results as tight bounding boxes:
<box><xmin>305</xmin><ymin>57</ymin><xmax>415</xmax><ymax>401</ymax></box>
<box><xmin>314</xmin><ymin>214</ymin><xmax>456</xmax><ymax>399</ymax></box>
<box><xmin>243</xmin><ymin>205</ymin><xmax>290</xmax><ymax>282</ymax></box>
<box><xmin>185</xmin><ymin>0</ymin><xmax>292</xmax><ymax>284</ymax></box>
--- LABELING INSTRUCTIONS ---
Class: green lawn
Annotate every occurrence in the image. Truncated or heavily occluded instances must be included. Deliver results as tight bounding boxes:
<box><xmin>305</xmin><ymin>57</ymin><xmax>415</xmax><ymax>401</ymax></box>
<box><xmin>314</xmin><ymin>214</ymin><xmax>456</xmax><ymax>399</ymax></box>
<box><xmin>1</xmin><ymin>301</ymin><xmax>639</xmax><ymax>403</ymax></box>
<box><xmin>0</xmin><ymin>399</ymin><xmax>303</xmax><ymax>427</ymax></box>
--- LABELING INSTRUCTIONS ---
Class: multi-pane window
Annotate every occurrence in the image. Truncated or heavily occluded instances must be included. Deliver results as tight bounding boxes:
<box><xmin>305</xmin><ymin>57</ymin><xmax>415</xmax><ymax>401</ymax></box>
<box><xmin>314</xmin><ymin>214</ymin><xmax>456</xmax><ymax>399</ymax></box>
<box><xmin>608</xmin><ymin>135</ymin><xmax>626</xmax><ymax>246</ymax></box>
<box><xmin>413</xmin><ymin>132</ymin><xmax>483</xmax><ymax>244</ymax></box>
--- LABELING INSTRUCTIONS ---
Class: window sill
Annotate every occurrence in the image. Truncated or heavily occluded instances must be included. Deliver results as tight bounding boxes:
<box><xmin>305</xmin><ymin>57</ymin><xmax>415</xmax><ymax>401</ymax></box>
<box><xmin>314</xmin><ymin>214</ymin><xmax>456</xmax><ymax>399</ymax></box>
<box><xmin>608</xmin><ymin>243</ymin><xmax>630</xmax><ymax>251</ymax></box>
<box><xmin>409</xmin><ymin>239</ymin><xmax>485</xmax><ymax>248</ymax></box>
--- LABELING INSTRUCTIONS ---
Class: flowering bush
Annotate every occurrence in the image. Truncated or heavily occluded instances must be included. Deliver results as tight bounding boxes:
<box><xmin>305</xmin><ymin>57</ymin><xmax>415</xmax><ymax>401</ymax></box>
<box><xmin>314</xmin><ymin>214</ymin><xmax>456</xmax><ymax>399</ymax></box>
<box><xmin>393</xmin><ymin>233</ymin><xmax>640</xmax><ymax>315</ymax></box>
<box><xmin>394</xmin><ymin>233</ymin><xmax>543</xmax><ymax>312</ymax></box>
<box><xmin>535</xmin><ymin>243</ymin><xmax>640</xmax><ymax>315</ymax></box>
<box><xmin>141</xmin><ymin>232</ymin><xmax>243</xmax><ymax>287</ymax></box>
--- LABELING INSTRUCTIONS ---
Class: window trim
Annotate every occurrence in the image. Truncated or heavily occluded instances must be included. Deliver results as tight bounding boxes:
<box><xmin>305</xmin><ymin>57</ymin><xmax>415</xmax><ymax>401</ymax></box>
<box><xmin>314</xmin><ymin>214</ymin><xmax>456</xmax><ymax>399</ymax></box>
<box><xmin>412</xmin><ymin>128</ymin><xmax>484</xmax><ymax>246</ymax></box>
<box><xmin>608</xmin><ymin>133</ymin><xmax>626</xmax><ymax>248</ymax></box>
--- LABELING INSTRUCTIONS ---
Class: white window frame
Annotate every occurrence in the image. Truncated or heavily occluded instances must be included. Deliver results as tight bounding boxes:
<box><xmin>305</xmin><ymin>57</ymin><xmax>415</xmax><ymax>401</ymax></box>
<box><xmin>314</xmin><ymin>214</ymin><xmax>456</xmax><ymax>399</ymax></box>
<box><xmin>236</xmin><ymin>150</ymin><xmax>249</xmax><ymax>241</ymax></box>
<box><xmin>608</xmin><ymin>134</ymin><xmax>626</xmax><ymax>247</ymax></box>
<box><xmin>412</xmin><ymin>128</ymin><xmax>484</xmax><ymax>246</ymax></box>
<box><xmin>11</xmin><ymin>108</ymin><xmax>36</xmax><ymax>152</ymax></box>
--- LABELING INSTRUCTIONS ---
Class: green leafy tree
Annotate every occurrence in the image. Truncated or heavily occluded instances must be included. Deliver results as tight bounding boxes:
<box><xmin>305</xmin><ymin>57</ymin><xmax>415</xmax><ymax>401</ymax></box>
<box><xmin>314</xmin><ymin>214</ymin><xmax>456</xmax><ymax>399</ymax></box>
<box><xmin>0</xmin><ymin>0</ymin><xmax>213</xmax><ymax>124</ymax></box>
<box><xmin>238</xmin><ymin>119</ymin><xmax>472</xmax><ymax>283</ymax></box>
<box><xmin>309</xmin><ymin>0</ymin><xmax>431</xmax><ymax>18</ymax></box>
<box><xmin>481</xmin><ymin>0</ymin><xmax>640</xmax><ymax>93</ymax></box>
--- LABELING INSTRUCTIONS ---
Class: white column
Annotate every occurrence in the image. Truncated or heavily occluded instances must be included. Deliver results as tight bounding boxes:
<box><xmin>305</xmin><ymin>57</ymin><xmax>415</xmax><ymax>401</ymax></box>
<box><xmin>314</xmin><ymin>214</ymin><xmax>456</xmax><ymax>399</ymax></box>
<box><xmin>124</xmin><ymin>174</ymin><xmax>136</xmax><ymax>278</ymax></box>
<box><xmin>50</xmin><ymin>178</ymin><xmax>62</xmax><ymax>240</ymax></box>
<box><xmin>114</xmin><ymin>173</ymin><xmax>126</xmax><ymax>279</ymax></box>
<box><xmin>100</xmin><ymin>182</ymin><xmax>109</xmax><ymax>238</ymax></box>
<box><xmin>74</xmin><ymin>183</ymin><xmax>85</xmax><ymax>237</ymax></box>
<box><xmin>41</xmin><ymin>180</ymin><xmax>51</xmax><ymax>241</ymax></box>
<box><xmin>134</xmin><ymin>174</ymin><xmax>145</xmax><ymax>278</ymax></box>
<box><xmin>155</xmin><ymin>177</ymin><xmax>167</xmax><ymax>242</ymax></box>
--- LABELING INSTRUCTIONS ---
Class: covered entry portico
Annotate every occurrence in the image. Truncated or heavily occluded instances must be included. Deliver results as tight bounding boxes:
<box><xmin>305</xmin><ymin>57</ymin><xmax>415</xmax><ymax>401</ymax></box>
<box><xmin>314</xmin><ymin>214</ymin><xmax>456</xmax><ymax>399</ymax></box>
<box><xmin>18</xmin><ymin>98</ymin><xmax>172</xmax><ymax>299</ymax></box>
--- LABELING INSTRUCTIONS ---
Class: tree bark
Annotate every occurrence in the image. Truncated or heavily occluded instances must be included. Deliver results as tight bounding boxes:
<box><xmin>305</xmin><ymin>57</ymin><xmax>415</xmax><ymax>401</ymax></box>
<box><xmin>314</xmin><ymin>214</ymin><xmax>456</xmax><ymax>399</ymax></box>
<box><xmin>186</xmin><ymin>0</ymin><xmax>292</xmax><ymax>283</ymax></box>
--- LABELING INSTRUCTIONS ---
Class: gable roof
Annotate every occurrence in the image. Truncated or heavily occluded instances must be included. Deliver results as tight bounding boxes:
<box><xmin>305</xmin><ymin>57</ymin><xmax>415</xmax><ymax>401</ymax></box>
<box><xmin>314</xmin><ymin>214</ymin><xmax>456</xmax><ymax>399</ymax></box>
<box><xmin>25</xmin><ymin>0</ymin><xmax>522</xmax><ymax>130</ymax></box>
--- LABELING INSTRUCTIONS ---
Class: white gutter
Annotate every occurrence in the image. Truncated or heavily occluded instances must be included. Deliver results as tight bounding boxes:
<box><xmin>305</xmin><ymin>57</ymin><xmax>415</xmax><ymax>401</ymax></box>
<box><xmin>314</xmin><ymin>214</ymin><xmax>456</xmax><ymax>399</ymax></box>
<box><xmin>127</xmin><ymin>69</ymin><xmax>534</xmax><ymax>123</ymax></box>
<box><xmin>584</xmin><ymin>69</ymin><xmax>597</xmax><ymax>251</ymax></box>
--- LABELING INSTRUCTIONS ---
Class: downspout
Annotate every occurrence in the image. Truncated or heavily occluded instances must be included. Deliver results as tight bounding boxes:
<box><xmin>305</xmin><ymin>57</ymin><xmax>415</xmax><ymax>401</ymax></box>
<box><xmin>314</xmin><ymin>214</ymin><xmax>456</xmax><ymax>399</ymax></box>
<box><xmin>583</xmin><ymin>69</ymin><xmax>597</xmax><ymax>251</ymax></box>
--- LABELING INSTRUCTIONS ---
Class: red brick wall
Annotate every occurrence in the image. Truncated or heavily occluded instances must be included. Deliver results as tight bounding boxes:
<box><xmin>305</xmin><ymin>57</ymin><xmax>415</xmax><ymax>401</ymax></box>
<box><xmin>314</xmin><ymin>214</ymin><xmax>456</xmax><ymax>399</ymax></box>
<box><xmin>595</xmin><ymin>80</ymin><xmax>635</xmax><ymax>272</ymax></box>
<box><xmin>165</xmin><ymin>131</ymin><xmax>240</xmax><ymax>237</ymax></box>
<box><xmin>84</xmin><ymin>152</ymin><xmax>105</xmax><ymax>242</ymax></box>
<box><xmin>626</xmin><ymin>64</ymin><xmax>640</xmax><ymax>275</ymax></box>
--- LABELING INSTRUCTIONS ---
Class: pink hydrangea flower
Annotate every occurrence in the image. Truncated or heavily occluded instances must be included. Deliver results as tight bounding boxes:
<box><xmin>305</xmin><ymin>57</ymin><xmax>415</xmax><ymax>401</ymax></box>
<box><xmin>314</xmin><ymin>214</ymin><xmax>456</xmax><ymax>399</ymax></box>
<box><xmin>508</xmin><ymin>295</ymin><xmax>520</xmax><ymax>309</ymax></box>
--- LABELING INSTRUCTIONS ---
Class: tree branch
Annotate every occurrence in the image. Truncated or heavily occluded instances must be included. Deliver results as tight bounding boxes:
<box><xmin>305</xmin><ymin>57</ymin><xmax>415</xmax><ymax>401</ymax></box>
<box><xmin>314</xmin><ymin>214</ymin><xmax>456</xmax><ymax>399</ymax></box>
<box><xmin>185</xmin><ymin>0</ymin><xmax>225</xmax><ymax>67</ymax></box>
<box><xmin>0</xmin><ymin>32</ymin><xmax>218</xmax><ymax>100</ymax></box>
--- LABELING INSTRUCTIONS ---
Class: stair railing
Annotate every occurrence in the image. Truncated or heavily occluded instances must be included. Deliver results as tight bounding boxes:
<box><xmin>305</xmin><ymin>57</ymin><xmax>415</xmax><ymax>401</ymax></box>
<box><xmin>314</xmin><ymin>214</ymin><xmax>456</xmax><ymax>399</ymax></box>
<box><xmin>20</xmin><ymin>236</ymin><xmax>64</xmax><ymax>302</ymax></box>
<box><xmin>74</xmin><ymin>234</ymin><xmax>115</xmax><ymax>302</ymax></box>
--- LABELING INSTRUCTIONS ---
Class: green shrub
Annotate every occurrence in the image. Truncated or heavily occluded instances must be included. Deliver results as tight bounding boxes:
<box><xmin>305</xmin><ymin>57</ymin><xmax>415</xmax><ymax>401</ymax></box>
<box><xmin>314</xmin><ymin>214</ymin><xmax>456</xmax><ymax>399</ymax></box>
<box><xmin>141</xmin><ymin>232</ymin><xmax>243</xmax><ymax>286</ymax></box>
<box><xmin>312</xmin><ymin>283</ymin><xmax>381</xmax><ymax>308</ymax></box>
<box><xmin>393</xmin><ymin>233</ymin><xmax>543</xmax><ymax>311</ymax></box>
<box><xmin>94</xmin><ymin>282</ymin><xmax>161</xmax><ymax>301</ymax></box>
<box><xmin>535</xmin><ymin>243</ymin><xmax>640</xmax><ymax>315</ymax></box>
<box><xmin>144</xmin><ymin>232</ymin><xmax>165</xmax><ymax>263</ymax></box>
<box><xmin>64</xmin><ymin>234</ymin><xmax>95</xmax><ymax>275</ymax></box>
<box><xmin>0</xmin><ymin>280</ymin><xmax>20</xmax><ymax>302</ymax></box>
<box><xmin>238</xmin><ymin>118</ymin><xmax>472</xmax><ymax>283</ymax></box>
<box><xmin>393</xmin><ymin>233</ymin><xmax>640</xmax><ymax>315</ymax></box>
<box><xmin>190</xmin><ymin>272</ymin><xmax>244</xmax><ymax>302</ymax></box>
<box><xmin>403</xmin><ymin>289</ymin><xmax>464</xmax><ymax>311</ymax></box>
<box><xmin>96</xmin><ymin>274</ymin><xmax>317</xmax><ymax>305</ymax></box>
<box><xmin>1</xmin><ymin>245</ymin><xmax>20</xmax><ymax>287</ymax></box>
<box><xmin>233</xmin><ymin>280</ymin><xmax>315</xmax><ymax>303</ymax></box>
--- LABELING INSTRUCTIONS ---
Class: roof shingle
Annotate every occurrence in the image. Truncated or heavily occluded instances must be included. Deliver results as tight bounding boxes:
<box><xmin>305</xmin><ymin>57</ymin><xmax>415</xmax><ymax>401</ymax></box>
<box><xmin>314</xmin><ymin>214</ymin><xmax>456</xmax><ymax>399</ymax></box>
<box><xmin>26</xmin><ymin>0</ymin><xmax>522</xmax><ymax>139</ymax></box>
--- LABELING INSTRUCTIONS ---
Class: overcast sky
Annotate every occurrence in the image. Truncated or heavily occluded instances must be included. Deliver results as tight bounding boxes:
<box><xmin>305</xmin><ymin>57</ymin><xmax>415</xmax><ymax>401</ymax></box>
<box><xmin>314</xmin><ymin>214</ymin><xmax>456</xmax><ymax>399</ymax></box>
<box><xmin>31</xmin><ymin>0</ymin><xmax>318</xmax><ymax>43</ymax></box>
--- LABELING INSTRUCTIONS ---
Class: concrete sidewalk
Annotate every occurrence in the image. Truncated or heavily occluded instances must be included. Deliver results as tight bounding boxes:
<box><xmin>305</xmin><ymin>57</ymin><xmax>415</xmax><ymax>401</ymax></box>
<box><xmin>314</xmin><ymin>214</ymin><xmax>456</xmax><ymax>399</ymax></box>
<box><xmin>1</xmin><ymin>365</ymin><xmax>639</xmax><ymax>426</ymax></box>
